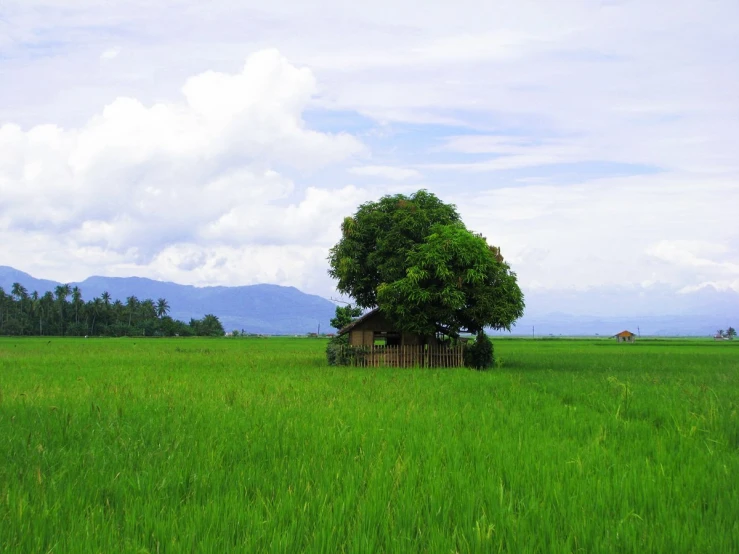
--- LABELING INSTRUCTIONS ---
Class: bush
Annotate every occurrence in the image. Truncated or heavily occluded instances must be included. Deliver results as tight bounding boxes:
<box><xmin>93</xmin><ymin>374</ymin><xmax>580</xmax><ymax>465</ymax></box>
<box><xmin>464</xmin><ymin>331</ymin><xmax>494</xmax><ymax>370</ymax></box>
<box><xmin>326</xmin><ymin>335</ymin><xmax>350</xmax><ymax>366</ymax></box>
<box><xmin>326</xmin><ymin>335</ymin><xmax>373</xmax><ymax>366</ymax></box>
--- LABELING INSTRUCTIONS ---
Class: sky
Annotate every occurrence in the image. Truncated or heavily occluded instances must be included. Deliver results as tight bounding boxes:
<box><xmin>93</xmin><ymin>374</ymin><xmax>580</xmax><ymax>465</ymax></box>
<box><xmin>1</xmin><ymin>0</ymin><xmax>738</xmax><ymax>316</ymax></box>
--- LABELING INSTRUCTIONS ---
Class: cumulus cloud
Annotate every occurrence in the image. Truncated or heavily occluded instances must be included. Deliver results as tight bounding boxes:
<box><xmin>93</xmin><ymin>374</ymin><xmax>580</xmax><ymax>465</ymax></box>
<box><xmin>0</xmin><ymin>49</ymin><xmax>366</xmax><ymax>289</ymax></box>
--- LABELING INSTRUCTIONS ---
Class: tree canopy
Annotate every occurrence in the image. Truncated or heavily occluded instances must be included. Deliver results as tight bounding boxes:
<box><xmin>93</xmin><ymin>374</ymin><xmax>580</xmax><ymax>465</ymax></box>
<box><xmin>328</xmin><ymin>190</ymin><xmax>524</xmax><ymax>337</ymax></box>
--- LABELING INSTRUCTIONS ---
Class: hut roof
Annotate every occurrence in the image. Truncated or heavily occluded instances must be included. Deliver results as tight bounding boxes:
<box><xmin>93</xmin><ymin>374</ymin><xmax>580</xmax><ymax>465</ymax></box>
<box><xmin>338</xmin><ymin>308</ymin><xmax>380</xmax><ymax>336</ymax></box>
<box><xmin>614</xmin><ymin>330</ymin><xmax>636</xmax><ymax>338</ymax></box>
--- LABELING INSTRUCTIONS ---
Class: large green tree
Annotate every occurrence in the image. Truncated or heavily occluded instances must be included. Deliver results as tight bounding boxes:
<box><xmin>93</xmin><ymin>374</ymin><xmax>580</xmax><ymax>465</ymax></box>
<box><xmin>328</xmin><ymin>190</ymin><xmax>524</xmax><ymax>338</ymax></box>
<box><xmin>329</xmin><ymin>190</ymin><xmax>461</xmax><ymax>308</ymax></box>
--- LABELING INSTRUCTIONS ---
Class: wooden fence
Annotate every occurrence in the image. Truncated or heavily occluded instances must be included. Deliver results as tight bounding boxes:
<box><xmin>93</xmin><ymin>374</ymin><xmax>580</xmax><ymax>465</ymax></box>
<box><xmin>342</xmin><ymin>344</ymin><xmax>465</xmax><ymax>368</ymax></box>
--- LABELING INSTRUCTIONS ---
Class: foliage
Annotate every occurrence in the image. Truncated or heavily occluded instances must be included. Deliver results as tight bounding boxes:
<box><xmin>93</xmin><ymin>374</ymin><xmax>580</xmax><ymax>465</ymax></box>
<box><xmin>189</xmin><ymin>314</ymin><xmax>226</xmax><ymax>337</ymax></box>
<box><xmin>463</xmin><ymin>331</ymin><xmax>495</xmax><ymax>370</ymax></box>
<box><xmin>325</xmin><ymin>334</ymin><xmax>350</xmax><ymax>365</ymax></box>
<box><xmin>377</xmin><ymin>223</ymin><xmax>524</xmax><ymax>336</ymax></box>
<box><xmin>0</xmin><ymin>283</ymin><xmax>212</xmax><ymax>337</ymax></box>
<box><xmin>325</xmin><ymin>333</ymin><xmax>371</xmax><ymax>366</ymax></box>
<box><xmin>328</xmin><ymin>190</ymin><xmax>461</xmax><ymax>309</ymax></box>
<box><xmin>726</xmin><ymin>327</ymin><xmax>736</xmax><ymax>339</ymax></box>
<box><xmin>326</xmin><ymin>305</ymin><xmax>365</xmax><ymax>365</ymax></box>
<box><xmin>328</xmin><ymin>190</ymin><xmax>524</xmax><ymax>338</ymax></box>
<box><xmin>329</xmin><ymin>304</ymin><xmax>362</xmax><ymax>331</ymax></box>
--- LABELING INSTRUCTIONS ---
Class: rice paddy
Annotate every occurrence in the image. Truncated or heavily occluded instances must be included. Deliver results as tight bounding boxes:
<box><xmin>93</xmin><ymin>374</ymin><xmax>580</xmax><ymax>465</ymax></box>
<box><xmin>1</xmin><ymin>337</ymin><xmax>738</xmax><ymax>552</ymax></box>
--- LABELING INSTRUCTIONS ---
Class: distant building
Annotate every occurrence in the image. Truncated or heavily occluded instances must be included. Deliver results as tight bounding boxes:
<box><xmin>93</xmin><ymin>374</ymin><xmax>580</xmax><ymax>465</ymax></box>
<box><xmin>613</xmin><ymin>330</ymin><xmax>636</xmax><ymax>343</ymax></box>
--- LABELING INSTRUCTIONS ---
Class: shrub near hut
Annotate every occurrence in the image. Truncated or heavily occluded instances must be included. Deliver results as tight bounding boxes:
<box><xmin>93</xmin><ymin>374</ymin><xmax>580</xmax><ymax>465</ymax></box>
<box><xmin>326</xmin><ymin>334</ymin><xmax>349</xmax><ymax>366</ymax></box>
<box><xmin>326</xmin><ymin>305</ymin><xmax>364</xmax><ymax>366</ymax></box>
<box><xmin>464</xmin><ymin>331</ymin><xmax>494</xmax><ymax>370</ymax></box>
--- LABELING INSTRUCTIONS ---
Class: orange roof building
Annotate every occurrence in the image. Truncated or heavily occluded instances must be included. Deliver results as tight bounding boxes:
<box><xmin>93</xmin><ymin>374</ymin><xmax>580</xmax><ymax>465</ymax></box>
<box><xmin>613</xmin><ymin>330</ymin><xmax>636</xmax><ymax>343</ymax></box>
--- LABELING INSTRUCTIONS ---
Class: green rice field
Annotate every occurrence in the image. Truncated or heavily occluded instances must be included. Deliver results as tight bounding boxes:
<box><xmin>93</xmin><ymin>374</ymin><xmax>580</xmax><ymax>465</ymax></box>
<box><xmin>1</xmin><ymin>337</ymin><xmax>738</xmax><ymax>552</ymax></box>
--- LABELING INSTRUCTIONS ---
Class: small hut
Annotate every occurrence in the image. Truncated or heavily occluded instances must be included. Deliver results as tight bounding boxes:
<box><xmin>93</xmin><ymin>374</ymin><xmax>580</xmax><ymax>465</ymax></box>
<box><xmin>338</xmin><ymin>309</ymin><xmax>464</xmax><ymax>367</ymax></box>
<box><xmin>613</xmin><ymin>330</ymin><xmax>636</xmax><ymax>343</ymax></box>
<box><xmin>340</xmin><ymin>309</ymin><xmax>425</xmax><ymax>348</ymax></box>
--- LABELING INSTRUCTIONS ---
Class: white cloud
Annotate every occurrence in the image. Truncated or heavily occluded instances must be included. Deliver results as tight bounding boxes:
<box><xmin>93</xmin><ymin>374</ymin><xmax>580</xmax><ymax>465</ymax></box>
<box><xmin>646</xmin><ymin>240</ymin><xmax>735</xmax><ymax>270</ymax></box>
<box><xmin>0</xmin><ymin>49</ymin><xmax>366</xmax><ymax>292</ymax></box>
<box><xmin>1</xmin><ymin>0</ymin><xmax>738</xmax><ymax>315</ymax></box>
<box><xmin>100</xmin><ymin>47</ymin><xmax>121</xmax><ymax>61</ymax></box>
<box><xmin>349</xmin><ymin>165</ymin><xmax>421</xmax><ymax>181</ymax></box>
<box><xmin>454</xmin><ymin>175</ymin><xmax>739</xmax><ymax>294</ymax></box>
<box><xmin>428</xmin><ymin>136</ymin><xmax>586</xmax><ymax>171</ymax></box>
<box><xmin>678</xmin><ymin>280</ymin><xmax>739</xmax><ymax>294</ymax></box>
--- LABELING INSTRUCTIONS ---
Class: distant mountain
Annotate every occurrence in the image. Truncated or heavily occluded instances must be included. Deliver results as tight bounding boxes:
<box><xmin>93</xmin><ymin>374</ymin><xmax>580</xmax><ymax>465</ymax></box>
<box><xmin>0</xmin><ymin>266</ymin><xmax>337</xmax><ymax>335</ymax></box>
<box><xmin>493</xmin><ymin>312</ymin><xmax>732</xmax><ymax>338</ymax></box>
<box><xmin>522</xmin><ymin>286</ymin><xmax>739</xmax><ymax>320</ymax></box>
<box><xmin>0</xmin><ymin>266</ymin><xmax>61</xmax><ymax>297</ymax></box>
<box><xmin>2</xmin><ymin>265</ymin><xmax>735</xmax><ymax>336</ymax></box>
<box><xmin>511</xmin><ymin>285</ymin><xmax>739</xmax><ymax>336</ymax></box>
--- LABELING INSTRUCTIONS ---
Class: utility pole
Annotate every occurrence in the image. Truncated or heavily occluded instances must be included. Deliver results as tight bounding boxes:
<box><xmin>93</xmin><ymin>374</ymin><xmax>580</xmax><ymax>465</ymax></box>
<box><xmin>532</xmin><ymin>325</ymin><xmax>535</xmax><ymax>339</ymax></box>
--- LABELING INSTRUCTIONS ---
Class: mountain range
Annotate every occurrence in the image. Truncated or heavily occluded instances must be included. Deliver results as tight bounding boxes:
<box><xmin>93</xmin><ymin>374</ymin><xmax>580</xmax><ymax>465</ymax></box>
<box><xmin>0</xmin><ymin>266</ymin><xmax>337</xmax><ymax>335</ymax></box>
<box><xmin>1</xmin><ymin>265</ymin><xmax>736</xmax><ymax>336</ymax></box>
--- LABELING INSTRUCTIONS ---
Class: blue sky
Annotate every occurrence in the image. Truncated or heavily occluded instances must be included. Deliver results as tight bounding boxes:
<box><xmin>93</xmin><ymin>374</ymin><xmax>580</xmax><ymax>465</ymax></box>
<box><xmin>0</xmin><ymin>0</ymin><xmax>737</xmax><ymax>316</ymax></box>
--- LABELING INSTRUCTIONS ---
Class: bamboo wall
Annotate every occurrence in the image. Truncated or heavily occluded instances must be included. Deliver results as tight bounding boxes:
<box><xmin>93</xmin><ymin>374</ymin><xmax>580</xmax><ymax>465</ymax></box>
<box><xmin>342</xmin><ymin>344</ymin><xmax>465</xmax><ymax>368</ymax></box>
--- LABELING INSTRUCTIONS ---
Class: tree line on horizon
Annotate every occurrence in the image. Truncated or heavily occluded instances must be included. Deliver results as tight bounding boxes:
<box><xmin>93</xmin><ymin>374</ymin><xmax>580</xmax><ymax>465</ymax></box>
<box><xmin>0</xmin><ymin>283</ymin><xmax>224</xmax><ymax>337</ymax></box>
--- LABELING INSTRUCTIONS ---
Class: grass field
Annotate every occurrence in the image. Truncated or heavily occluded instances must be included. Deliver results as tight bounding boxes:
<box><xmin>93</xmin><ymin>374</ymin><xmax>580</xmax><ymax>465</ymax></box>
<box><xmin>1</xmin><ymin>337</ymin><xmax>738</xmax><ymax>553</ymax></box>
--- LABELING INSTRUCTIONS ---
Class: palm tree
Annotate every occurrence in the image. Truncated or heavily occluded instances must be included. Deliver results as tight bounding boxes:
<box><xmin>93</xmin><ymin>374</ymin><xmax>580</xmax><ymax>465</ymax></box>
<box><xmin>31</xmin><ymin>292</ymin><xmax>43</xmax><ymax>335</ymax></box>
<box><xmin>140</xmin><ymin>299</ymin><xmax>156</xmax><ymax>320</ymax></box>
<box><xmin>11</xmin><ymin>282</ymin><xmax>28</xmax><ymax>315</ymax></box>
<box><xmin>112</xmin><ymin>299</ymin><xmax>124</xmax><ymax>325</ymax></box>
<box><xmin>54</xmin><ymin>284</ymin><xmax>72</xmax><ymax>335</ymax></box>
<box><xmin>72</xmin><ymin>286</ymin><xmax>82</xmax><ymax>324</ymax></box>
<box><xmin>97</xmin><ymin>291</ymin><xmax>112</xmax><ymax>328</ymax></box>
<box><xmin>41</xmin><ymin>292</ymin><xmax>54</xmax><ymax>335</ymax></box>
<box><xmin>11</xmin><ymin>283</ymin><xmax>29</xmax><ymax>334</ymax></box>
<box><xmin>89</xmin><ymin>297</ymin><xmax>103</xmax><ymax>335</ymax></box>
<box><xmin>126</xmin><ymin>296</ymin><xmax>139</xmax><ymax>327</ymax></box>
<box><xmin>156</xmin><ymin>298</ymin><xmax>170</xmax><ymax>318</ymax></box>
<box><xmin>11</xmin><ymin>282</ymin><xmax>28</xmax><ymax>301</ymax></box>
<box><xmin>0</xmin><ymin>287</ymin><xmax>6</xmax><ymax>332</ymax></box>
